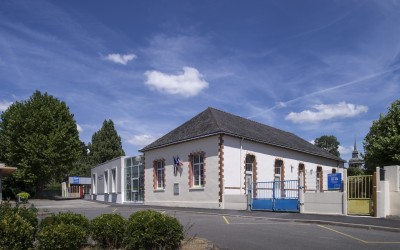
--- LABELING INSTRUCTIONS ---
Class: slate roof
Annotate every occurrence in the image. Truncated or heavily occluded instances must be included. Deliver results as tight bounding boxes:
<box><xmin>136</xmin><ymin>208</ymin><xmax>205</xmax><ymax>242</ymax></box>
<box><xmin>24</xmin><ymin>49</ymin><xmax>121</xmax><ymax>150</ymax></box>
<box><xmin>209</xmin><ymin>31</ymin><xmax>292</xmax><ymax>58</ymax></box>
<box><xmin>140</xmin><ymin>107</ymin><xmax>345</xmax><ymax>162</ymax></box>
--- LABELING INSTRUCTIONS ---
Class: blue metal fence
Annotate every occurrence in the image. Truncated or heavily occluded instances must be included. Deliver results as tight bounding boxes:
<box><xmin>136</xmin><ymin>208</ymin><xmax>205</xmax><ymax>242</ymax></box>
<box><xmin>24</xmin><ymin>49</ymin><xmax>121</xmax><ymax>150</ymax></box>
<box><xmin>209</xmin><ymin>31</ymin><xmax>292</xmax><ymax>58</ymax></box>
<box><xmin>252</xmin><ymin>180</ymin><xmax>299</xmax><ymax>212</ymax></box>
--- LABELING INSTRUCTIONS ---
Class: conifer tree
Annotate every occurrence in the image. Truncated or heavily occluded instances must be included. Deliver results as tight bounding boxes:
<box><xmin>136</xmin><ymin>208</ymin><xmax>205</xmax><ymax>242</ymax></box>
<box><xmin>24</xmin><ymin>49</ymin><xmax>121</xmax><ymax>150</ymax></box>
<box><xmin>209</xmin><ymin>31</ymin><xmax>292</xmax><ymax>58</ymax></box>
<box><xmin>88</xmin><ymin>119</ymin><xmax>125</xmax><ymax>166</ymax></box>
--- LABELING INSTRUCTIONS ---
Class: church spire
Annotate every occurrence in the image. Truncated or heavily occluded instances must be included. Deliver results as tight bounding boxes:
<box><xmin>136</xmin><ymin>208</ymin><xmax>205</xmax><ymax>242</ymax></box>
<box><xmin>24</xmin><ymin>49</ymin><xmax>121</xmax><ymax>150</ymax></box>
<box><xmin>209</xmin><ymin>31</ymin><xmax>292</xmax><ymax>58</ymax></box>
<box><xmin>349</xmin><ymin>137</ymin><xmax>364</xmax><ymax>169</ymax></box>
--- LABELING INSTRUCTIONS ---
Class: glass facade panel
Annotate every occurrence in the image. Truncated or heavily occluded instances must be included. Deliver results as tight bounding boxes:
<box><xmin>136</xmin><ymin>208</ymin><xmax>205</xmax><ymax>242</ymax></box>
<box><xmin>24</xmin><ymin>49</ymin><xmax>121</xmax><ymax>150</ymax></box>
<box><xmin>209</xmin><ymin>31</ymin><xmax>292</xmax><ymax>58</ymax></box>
<box><xmin>125</xmin><ymin>156</ymin><xmax>144</xmax><ymax>202</ymax></box>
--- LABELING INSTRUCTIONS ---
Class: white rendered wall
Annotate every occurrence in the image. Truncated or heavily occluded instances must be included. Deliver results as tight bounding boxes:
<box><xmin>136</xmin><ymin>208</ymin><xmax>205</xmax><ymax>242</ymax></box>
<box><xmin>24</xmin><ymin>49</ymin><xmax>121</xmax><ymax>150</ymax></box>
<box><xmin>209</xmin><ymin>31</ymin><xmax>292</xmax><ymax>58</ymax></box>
<box><xmin>303</xmin><ymin>192</ymin><xmax>344</xmax><ymax>215</ymax></box>
<box><xmin>223</xmin><ymin>136</ymin><xmax>342</xmax><ymax>194</ymax></box>
<box><xmin>144</xmin><ymin>136</ymin><xmax>221</xmax><ymax>209</ymax></box>
<box><xmin>90</xmin><ymin>157</ymin><xmax>124</xmax><ymax>204</ymax></box>
<box><xmin>384</xmin><ymin>165</ymin><xmax>400</xmax><ymax>216</ymax></box>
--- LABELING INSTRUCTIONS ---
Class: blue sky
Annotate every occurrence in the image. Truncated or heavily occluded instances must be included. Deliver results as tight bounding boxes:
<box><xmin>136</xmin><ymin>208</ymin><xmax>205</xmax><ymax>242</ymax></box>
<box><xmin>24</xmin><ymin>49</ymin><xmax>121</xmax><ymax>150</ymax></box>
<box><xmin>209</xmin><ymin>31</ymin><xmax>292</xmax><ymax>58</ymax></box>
<box><xmin>1</xmin><ymin>0</ymin><xmax>399</xmax><ymax>164</ymax></box>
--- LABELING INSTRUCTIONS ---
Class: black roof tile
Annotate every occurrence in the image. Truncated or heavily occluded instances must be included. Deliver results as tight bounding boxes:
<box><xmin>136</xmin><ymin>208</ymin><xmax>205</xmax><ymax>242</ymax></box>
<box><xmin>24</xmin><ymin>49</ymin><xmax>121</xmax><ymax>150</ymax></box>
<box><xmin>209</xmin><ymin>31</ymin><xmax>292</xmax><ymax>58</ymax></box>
<box><xmin>140</xmin><ymin>107</ymin><xmax>345</xmax><ymax>162</ymax></box>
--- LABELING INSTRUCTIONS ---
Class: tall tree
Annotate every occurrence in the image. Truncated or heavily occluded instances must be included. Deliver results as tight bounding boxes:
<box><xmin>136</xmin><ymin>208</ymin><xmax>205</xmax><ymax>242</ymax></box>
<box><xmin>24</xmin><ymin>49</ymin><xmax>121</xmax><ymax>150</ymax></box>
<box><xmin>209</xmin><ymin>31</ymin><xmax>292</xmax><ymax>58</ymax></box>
<box><xmin>314</xmin><ymin>135</ymin><xmax>340</xmax><ymax>157</ymax></box>
<box><xmin>363</xmin><ymin>100</ymin><xmax>400</xmax><ymax>173</ymax></box>
<box><xmin>0</xmin><ymin>91</ymin><xmax>82</xmax><ymax>196</ymax></box>
<box><xmin>88</xmin><ymin>119</ymin><xmax>125</xmax><ymax>166</ymax></box>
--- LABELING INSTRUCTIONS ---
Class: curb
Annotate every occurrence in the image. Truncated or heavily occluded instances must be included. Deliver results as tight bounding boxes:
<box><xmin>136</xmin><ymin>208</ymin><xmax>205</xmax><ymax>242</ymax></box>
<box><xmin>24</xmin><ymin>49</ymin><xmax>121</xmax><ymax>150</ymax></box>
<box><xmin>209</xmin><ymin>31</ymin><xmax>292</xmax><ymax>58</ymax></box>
<box><xmin>149</xmin><ymin>207</ymin><xmax>400</xmax><ymax>233</ymax></box>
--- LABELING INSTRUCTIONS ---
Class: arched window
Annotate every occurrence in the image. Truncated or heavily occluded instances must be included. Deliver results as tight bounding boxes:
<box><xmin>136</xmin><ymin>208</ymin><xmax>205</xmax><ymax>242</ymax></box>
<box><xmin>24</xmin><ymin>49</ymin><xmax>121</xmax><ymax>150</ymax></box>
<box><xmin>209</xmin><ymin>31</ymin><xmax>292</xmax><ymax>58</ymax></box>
<box><xmin>274</xmin><ymin>159</ymin><xmax>284</xmax><ymax>182</ymax></box>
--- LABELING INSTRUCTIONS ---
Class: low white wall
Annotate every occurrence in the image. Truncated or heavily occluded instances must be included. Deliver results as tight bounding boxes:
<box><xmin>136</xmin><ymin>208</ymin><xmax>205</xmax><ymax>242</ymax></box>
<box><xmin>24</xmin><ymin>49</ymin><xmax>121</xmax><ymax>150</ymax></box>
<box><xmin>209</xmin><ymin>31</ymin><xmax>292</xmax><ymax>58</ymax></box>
<box><xmin>390</xmin><ymin>192</ymin><xmax>400</xmax><ymax>216</ymax></box>
<box><xmin>224</xmin><ymin>194</ymin><xmax>247</xmax><ymax>210</ymax></box>
<box><xmin>303</xmin><ymin>192</ymin><xmax>344</xmax><ymax>215</ymax></box>
<box><xmin>383</xmin><ymin>165</ymin><xmax>400</xmax><ymax>217</ymax></box>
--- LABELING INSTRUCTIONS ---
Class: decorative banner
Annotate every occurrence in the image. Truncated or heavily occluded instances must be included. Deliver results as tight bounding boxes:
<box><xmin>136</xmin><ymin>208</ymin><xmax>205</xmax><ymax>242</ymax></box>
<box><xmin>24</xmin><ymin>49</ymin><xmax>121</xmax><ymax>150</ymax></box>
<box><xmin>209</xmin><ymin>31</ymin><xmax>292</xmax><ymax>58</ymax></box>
<box><xmin>173</xmin><ymin>156</ymin><xmax>183</xmax><ymax>176</ymax></box>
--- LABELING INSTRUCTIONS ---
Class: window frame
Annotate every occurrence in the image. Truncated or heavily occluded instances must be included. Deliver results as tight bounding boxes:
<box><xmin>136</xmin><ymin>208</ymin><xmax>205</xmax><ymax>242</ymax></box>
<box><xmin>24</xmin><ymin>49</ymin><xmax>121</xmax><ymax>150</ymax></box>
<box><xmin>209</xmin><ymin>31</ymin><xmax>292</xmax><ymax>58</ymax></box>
<box><xmin>92</xmin><ymin>173</ymin><xmax>97</xmax><ymax>194</ymax></box>
<box><xmin>111</xmin><ymin>168</ymin><xmax>117</xmax><ymax>193</ymax></box>
<box><xmin>155</xmin><ymin>160</ymin><xmax>165</xmax><ymax>190</ymax></box>
<box><xmin>192</xmin><ymin>154</ymin><xmax>204</xmax><ymax>187</ymax></box>
<box><xmin>104</xmin><ymin>170</ymin><xmax>109</xmax><ymax>194</ymax></box>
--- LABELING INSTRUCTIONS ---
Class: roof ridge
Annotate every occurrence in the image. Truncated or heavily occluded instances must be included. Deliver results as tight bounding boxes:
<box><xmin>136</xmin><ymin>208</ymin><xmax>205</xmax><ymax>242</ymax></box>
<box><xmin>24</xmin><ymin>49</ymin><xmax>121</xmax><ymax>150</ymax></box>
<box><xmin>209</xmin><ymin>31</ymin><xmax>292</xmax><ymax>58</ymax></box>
<box><xmin>208</xmin><ymin>106</ymin><xmax>293</xmax><ymax>135</ymax></box>
<box><xmin>207</xmin><ymin>107</ymin><xmax>224</xmax><ymax>131</ymax></box>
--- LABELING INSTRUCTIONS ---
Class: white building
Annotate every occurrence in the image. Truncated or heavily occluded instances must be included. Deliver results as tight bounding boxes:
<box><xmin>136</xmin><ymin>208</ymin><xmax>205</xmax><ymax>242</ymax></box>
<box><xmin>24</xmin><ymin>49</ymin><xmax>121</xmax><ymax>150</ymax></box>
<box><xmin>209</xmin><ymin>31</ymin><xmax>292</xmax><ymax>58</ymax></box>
<box><xmin>91</xmin><ymin>156</ymin><xmax>144</xmax><ymax>204</ymax></box>
<box><xmin>139</xmin><ymin>107</ymin><xmax>345</xmax><ymax>210</ymax></box>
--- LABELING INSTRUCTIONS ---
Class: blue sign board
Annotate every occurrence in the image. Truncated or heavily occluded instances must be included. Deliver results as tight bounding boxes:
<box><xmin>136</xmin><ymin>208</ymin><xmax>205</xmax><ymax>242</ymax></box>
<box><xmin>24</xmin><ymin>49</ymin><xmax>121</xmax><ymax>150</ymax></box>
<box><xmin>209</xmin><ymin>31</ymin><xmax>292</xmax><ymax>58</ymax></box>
<box><xmin>72</xmin><ymin>176</ymin><xmax>80</xmax><ymax>184</ymax></box>
<box><xmin>328</xmin><ymin>173</ymin><xmax>342</xmax><ymax>190</ymax></box>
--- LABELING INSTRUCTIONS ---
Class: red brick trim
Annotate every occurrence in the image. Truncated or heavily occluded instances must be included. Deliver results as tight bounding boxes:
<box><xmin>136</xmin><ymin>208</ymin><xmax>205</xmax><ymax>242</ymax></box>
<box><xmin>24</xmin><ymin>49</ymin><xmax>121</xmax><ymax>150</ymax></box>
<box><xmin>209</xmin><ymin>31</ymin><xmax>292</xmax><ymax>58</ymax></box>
<box><xmin>298</xmin><ymin>163</ymin><xmax>306</xmax><ymax>192</ymax></box>
<box><xmin>317</xmin><ymin>166</ymin><xmax>323</xmax><ymax>191</ymax></box>
<box><xmin>218</xmin><ymin>134</ymin><xmax>224</xmax><ymax>203</ymax></box>
<box><xmin>188</xmin><ymin>151</ymin><xmax>206</xmax><ymax>188</ymax></box>
<box><xmin>153</xmin><ymin>160</ymin><xmax>157</xmax><ymax>190</ymax></box>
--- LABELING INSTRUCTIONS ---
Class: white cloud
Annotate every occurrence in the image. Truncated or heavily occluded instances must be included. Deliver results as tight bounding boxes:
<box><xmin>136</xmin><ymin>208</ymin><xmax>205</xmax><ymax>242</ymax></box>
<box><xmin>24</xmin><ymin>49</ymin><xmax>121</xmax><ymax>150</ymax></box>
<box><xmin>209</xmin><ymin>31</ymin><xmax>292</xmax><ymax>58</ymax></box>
<box><xmin>285</xmin><ymin>102</ymin><xmax>368</xmax><ymax>124</ymax></box>
<box><xmin>76</xmin><ymin>124</ymin><xmax>83</xmax><ymax>133</ymax></box>
<box><xmin>104</xmin><ymin>53</ymin><xmax>137</xmax><ymax>65</ymax></box>
<box><xmin>338</xmin><ymin>145</ymin><xmax>353</xmax><ymax>155</ymax></box>
<box><xmin>0</xmin><ymin>100</ymin><xmax>13</xmax><ymax>112</ymax></box>
<box><xmin>128</xmin><ymin>134</ymin><xmax>157</xmax><ymax>146</ymax></box>
<box><xmin>144</xmin><ymin>67</ymin><xmax>209</xmax><ymax>97</ymax></box>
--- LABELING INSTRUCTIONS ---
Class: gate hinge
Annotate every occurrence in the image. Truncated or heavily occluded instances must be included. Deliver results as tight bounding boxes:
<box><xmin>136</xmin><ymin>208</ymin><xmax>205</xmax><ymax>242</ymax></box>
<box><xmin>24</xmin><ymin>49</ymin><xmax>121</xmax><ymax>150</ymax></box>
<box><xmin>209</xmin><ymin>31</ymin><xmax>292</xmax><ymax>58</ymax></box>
<box><xmin>299</xmin><ymin>203</ymin><xmax>304</xmax><ymax>206</ymax></box>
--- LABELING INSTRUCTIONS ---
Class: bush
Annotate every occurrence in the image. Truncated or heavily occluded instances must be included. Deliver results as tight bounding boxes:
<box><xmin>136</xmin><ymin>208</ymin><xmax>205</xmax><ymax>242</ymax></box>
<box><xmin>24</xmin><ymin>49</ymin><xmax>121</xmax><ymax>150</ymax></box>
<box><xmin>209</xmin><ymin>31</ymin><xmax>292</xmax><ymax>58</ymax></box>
<box><xmin>0</xmin><ymin>201</ymin><xmax>38</xmax><ymax>229</ymax></box>
<box><xmin>17</xmin><ymin>191</ymin><xmax>30</xmax><ymax>203</ymax></box>
<box><xmin>90</xmin><ymin>213</ymin><xmax>127</xmax><ymax>249</ymax></box>
<box><xmin>124</xmin><ymin>210</ymin><xmax>184</xmax><ymax>250</ymax></box>
<box><xmin>39</xmin><ymin>211</ymin><xmax>89</xmax><ymax>234</ymax></box>
<box><xmin>0</xmin><ymin>201</ymin><xmax>13</xmax><ymax>220</ymax></box>
<box><xmin>0</xmin><ymin>213</ymin><xmax>35</xmax><ymax>249</ymax></box>
<box><xmin>36</xmin><ymin>223</ymin><xmax>87</xmax><ymax>250</ymax></box>
<box><xmin>16</xmin><ymin>204</ymin><xmax>38</xmax><ymax>230</ymax></box>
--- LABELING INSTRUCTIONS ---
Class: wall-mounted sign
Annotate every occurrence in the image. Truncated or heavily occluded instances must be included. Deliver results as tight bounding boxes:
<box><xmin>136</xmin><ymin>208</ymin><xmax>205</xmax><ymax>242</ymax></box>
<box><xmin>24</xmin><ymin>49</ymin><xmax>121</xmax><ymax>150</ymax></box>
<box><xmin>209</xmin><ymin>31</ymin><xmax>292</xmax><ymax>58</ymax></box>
<box><xmin>72</xmin><ymin>176</ymin><xmax>80</xmax><ymax>184</ymax></box>
<box><xmin>98</xmin><ymin>174</ymin><xmax>103</xmax><ymax>181</ymax></box>
<box><xmin>328</xmin><ymin>173</ymin><xmax>342</xmax><ymax>190</ymax></box>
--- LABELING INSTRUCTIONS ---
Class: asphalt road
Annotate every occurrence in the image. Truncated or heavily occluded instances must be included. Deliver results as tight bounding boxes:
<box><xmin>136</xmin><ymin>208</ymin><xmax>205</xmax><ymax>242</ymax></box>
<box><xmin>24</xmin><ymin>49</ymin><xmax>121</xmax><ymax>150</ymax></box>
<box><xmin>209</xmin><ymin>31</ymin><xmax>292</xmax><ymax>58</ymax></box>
<box><xmin>31</xmin><ymin>199</ymin><xmax>400</xmax><ymax>250</ymax></box>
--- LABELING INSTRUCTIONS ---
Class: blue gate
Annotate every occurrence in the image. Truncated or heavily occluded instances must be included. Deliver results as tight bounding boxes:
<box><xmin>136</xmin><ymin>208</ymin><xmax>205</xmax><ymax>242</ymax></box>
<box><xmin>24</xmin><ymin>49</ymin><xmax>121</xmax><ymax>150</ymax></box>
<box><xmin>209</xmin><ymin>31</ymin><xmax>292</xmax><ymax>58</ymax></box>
<box><xmin>251</xmin><ymin>180</ymin><xmax>299</xmax><ymax>212</ymax></box>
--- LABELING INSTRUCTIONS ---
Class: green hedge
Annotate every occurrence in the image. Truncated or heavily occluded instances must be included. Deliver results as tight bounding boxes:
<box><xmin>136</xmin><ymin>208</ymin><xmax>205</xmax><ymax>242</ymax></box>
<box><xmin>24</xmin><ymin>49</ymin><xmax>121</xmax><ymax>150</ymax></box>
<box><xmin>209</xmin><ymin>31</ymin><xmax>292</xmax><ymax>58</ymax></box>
<box><xmin>36</xmin><ymin>224</ymin><xmax>87</xmax><ymax>250</ymax></box>
<box><xmin>124</xmin><ymin>210</ymin><xmax>184</xmax><ymax>250</ymax></box>
<box><xmin>0</xmin><ymin>201</ymin><xmax>38</xmax><ymax>250</ymax></box>
<box><xmin>0</xmin><ymin>212</ymin><xmax>35</xmax><ymax>249</ymax></box>
<box><xmin>90</xmin><ymin>213</ymin><xmax>127</xmax><ymax>249</ymax></box>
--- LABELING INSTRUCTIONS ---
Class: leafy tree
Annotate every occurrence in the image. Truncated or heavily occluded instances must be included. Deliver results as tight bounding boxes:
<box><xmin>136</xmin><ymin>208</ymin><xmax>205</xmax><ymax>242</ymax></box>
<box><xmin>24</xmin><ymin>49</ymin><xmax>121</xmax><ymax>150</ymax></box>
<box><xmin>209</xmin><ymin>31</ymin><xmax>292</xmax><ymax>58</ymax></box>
<box><xmin>363</xmin><ymin>99</ymin><xmax>400</xmax><ymax>173</ymax></box>
<box><xmin>314</xmin><ymin>135</ymin><xmax>340</xmax><ymax>157</ymax></box>
<box><xmin>0</xmin><ymin>91</ymin><xmax>82</xmax><ymax>197</ymax></box>
<box><xmin>69</xmin><ymin>141</ymin><xmax>91</xmax><ymax>176</ymax></box>
<box><xmin>347</xmin><ymin>166</ymin><xmax>364</xmax><ymax>176</ymax></box>
<box><xmin>88</xmin><ymin>119</ymin><xmax>125</xmax><ymax>166</ymax></box>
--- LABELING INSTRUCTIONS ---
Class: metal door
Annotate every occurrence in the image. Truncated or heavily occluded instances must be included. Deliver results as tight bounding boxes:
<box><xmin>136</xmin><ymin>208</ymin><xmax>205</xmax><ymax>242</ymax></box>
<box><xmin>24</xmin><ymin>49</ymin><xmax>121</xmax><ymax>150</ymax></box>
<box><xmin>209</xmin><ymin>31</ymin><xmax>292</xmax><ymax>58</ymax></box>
<box><xmin>252</xmin><ymin>180</ymin><xmax>299</xmax><ymax>212</ymax></box>
<box><xmin>347</xmin><ymin>175</ymin><xmax>374</xmax><ymax>215</ymax></box>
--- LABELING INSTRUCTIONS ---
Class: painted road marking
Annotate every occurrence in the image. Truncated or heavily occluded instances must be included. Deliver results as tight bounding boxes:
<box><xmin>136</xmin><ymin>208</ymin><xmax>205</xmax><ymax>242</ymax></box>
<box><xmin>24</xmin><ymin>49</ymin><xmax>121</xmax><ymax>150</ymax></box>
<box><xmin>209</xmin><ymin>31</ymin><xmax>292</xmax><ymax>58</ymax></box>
<box><xmin>318</xmin><ymin>225</ymin><xmax>367</xmax><ymax>243</ymax></box>
<box><xmin>318</xmin><ymin>225</ymin><xmax>400</xmax><ymax>244</ymax></box>
<box><xmin>223</xmin><ymin>216</ymin><xmax>230</xmax><ymax>224</ymax></box>
<box><xmin>161</xmin><ymin>211</ymin><xmax>166</xmax><ymax>214</ymax></box>
<box><xmin>113</xmin><ymin>208</ymin><xmax>118</xmax><ymax>213</ymax></box>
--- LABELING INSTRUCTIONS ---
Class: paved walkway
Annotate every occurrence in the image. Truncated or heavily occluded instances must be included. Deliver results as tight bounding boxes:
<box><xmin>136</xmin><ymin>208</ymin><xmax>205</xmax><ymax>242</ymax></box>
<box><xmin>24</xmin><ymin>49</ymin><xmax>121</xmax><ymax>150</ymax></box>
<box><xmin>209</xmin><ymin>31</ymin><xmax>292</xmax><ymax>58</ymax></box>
<box><xmin>28</xmin><ymin>199</ymin><xmax>400</xmax><ymax>232</ymax></box>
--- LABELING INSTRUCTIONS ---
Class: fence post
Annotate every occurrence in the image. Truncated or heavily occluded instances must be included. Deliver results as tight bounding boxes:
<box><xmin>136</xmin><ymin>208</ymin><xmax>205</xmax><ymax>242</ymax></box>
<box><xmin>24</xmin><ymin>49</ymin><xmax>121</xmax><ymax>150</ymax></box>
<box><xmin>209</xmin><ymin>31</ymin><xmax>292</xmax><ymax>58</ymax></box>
<box><xmin>375</xmin><ymin>167</ymin><xmax>381</xmax><ymax>217</ymax></box>
<box><xmin>299</xmin><ymin>175</ymin><xmax>305</xmax><ymax>213</ymax></box>
<box><xmin>342</xmin><ymin>169</ymin><xmax>347</xmax><ymax>215</ymax></box>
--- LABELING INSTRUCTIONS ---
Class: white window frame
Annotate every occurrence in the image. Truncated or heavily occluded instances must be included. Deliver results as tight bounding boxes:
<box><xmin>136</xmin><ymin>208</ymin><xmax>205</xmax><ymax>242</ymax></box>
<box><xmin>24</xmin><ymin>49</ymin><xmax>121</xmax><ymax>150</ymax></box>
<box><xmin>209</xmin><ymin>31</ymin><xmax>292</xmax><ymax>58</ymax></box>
<box><xmin>92</xmin><ymin>173</ymin><xmax>97</xmax><ymax>194</ymax></box>
<box><xmin>156</xmin><ymin>160</ymin><xmax>164</xmax><ymax>189</ymax></box>
<box><xmin>104</xmin><ymin>170</ymin><xmax>109</xmax><ymax>194</ymax></box>
<box><xmin>274</xmin><ymin>160</ymin><xmax>283</xmax><ymax>181</ymax></box>
<box><xmin>111</xmin><ymin>168</ymin><xmax>117</xmax><ymax>193</ymax></box>
<box><xmin>192</xmin><ymin>154</ymin><xmax>204</xmax><ymax>187</ymax></box>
